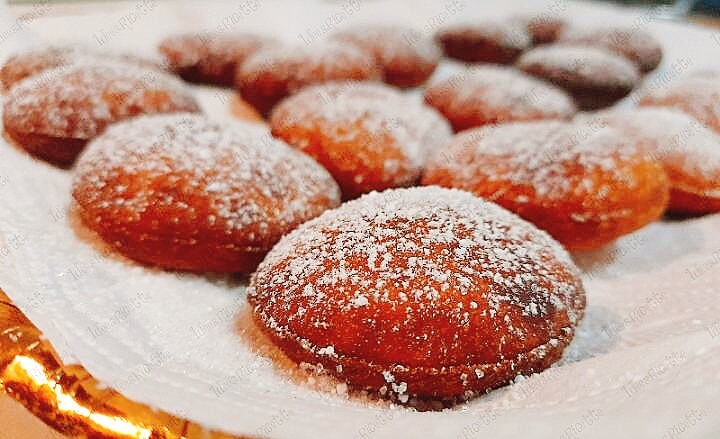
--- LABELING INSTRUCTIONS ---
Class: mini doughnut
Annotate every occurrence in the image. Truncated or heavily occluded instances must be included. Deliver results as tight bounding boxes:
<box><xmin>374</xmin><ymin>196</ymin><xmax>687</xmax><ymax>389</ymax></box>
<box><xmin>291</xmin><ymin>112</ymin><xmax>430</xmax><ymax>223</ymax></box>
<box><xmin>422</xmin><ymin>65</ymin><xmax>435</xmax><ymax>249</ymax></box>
<box><xmin>559</xmin><ymin>26</ymin><xmax>662</xmax><ymax>72</ymax></box>
<box><xmin>3</xmin><ymin>63</ymin><xmax>200</xmax><ymax>166</ymax></box>
<box><xmin>581</xmin><ymin>108</ymin><xmax>720</xmax><ymax>215</ymax></box>
<box><xmin>158</xmin><ymin>33</ymin><xmax>276</xmax><ymax>86</ymax></box>
<box><xmin>436</xmin><ymin>19</ymin><xmax>531</xmax><ymax>64</ymax></box>
<box><xmin>0</xmin><ymin>45</ymin><xmax>162</xmax><ymax>91</ymax></box>
<box><xmin>639</xmin><ymin>76</ymin><xmax>720</xmax><ymax>134</ymax></box>
<box><xmin>515</xmin><ymin>13</ymin><xmax>566</xmax><ymax>45</ymax></box>
<box><xmin>235</xmin><ymin>42</ymin><xmax>381</xmax><ymax>116</ymax></box>
<box><xmin>422</xmin><ymin>121</ymin><xmax>670</xmax><ymax>250</ymax></box>
<box><xmin>516</xmin><ymin>44</ymin><xmax>640</xmax><ymax>110</ymax></box>
<box><xmin>249</xmin><ymin>186</ymin><xmax>586</xmax><ymax>401</ymax></box>
<box><xmin>72</xmin><ymin>113</ymin><xmax>341</xmax><ymax>273</ymax></box>
<box><xmin>331</xmin><ymin>25</ymin><xmax>441</xmax><ymax>88</ymax></box>
<box><xmin>424</xmin><ymin>65</ymin><xmax>576</xmax><ymax>132</ymax></box>
<box><xmin>270</xmin><ymin>82</ymin><xmax>452</xmax><ymax>199</ymax></box>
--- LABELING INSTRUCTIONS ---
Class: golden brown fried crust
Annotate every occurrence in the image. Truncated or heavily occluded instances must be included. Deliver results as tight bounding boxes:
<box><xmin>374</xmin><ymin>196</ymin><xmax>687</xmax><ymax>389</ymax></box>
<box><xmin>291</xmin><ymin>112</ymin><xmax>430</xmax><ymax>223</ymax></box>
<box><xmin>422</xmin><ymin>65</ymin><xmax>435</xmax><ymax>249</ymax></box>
<box><xmin>249</xmin><ymin>187</ymin><xmax>586</xmax><ymax>401</ymax></box>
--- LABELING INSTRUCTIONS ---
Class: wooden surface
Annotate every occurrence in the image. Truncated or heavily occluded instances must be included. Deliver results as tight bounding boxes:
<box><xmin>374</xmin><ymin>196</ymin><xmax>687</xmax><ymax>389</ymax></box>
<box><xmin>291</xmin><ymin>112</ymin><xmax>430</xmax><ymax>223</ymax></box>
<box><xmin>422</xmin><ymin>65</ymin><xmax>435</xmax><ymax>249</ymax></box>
<box><xmin>0</xmin><ymin>395</ymin><xmax>64</xmax><ymax>439</ymax></box>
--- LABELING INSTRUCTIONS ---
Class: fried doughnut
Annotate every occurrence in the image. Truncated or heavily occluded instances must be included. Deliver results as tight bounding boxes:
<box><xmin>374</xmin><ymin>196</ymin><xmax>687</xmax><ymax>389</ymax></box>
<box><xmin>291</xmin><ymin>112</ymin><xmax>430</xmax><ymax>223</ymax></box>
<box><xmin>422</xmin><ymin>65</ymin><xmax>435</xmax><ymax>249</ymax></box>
<box><xmin>516</xmin><ymin>44</ymin><xmax>641</xmax><ymax>111</ymax></box>
<box><xmin>235</xmin><ymin>42</ymin><xmax>381</xmax><ymax>116</ymax></box>
<box><xmin>559</xmin><ymin>26</ymin><xmax>662</xmax><ymax>72</ymax></box>
<box><xmin>158</xmin><ymin>33</ymin><xmax>276</xmax><ymax>86</ymax></box>
<box><xmin>0</xmin><ymin>45</ymin><xmax>163</xmax><ymax>91</ymax></box>
<box><xmin>422</xmin><ymin>121</ymin><xmax>670</xmax><ymax>250</ymax></box>
<box><xmin>72</xmin><ymin>113</ymin><xmax>341</xmax><ymax>273</ymax></box>
<box><xmin>639</xmin><ymin>76</ymin><xmax>720</xmax><ymax>134</ymax></box>
<box><xmin>270</xmin><ymin>82</ymin><xmax>452</xmax><ymax>199</ymax></box>
<box><xmin>436</xmin><ymin>19</ymin><xmax>531</xmax><ymax>64</ymax></box>
<box><xmin>248</xmin><ymin>186</ymin><xmax>586</xmax><ymax>401</ymax></box>
<box><xmin>424</xmin><ymin>65</ymin><xmax>576</xmax><ymax>132</ymax></box>
<box><xmin>581</xmin><ymin>108</ymin><xmax>720</xmax><ymax>215</ymax></box>
<box><xmin>331</xmin><ymin>25</ymin><xmax>441</xmax><ymax>88</ymax></box>
<box><xmin>515</xmin><ymin>13</ymin><xmax>566</xmax><ymax>45</ymax></box>
<box><xmin>3</xmin><ymin>63</ymin><xmax>200</xmax><ymax>166</ymax></box>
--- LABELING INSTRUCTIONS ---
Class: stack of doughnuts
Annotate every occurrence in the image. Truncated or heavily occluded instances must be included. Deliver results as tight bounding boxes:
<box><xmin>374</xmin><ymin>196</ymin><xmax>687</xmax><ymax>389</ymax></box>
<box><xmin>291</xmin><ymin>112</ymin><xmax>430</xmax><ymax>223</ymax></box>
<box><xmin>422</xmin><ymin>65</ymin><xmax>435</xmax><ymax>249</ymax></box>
<box><xmin>2</xmin><ymin>9</ymin><xmax>718</xmax><ymax>406</ymax></box>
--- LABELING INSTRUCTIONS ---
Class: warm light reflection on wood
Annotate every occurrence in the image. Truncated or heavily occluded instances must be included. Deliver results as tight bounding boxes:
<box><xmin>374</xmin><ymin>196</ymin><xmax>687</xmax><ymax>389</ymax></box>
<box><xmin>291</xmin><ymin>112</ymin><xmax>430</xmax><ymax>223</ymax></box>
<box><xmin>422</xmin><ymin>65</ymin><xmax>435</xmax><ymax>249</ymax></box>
<box><xmin>5</xmin><ymin>356</ymin><xmax>152</xmax><ymax>439</ymax></box>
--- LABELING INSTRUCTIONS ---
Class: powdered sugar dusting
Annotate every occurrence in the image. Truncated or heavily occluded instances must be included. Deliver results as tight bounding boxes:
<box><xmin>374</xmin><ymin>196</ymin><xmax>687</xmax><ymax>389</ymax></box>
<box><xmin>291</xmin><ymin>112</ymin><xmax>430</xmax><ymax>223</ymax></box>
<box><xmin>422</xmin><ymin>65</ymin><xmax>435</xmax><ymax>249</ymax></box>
<box><xmin>249</xmin><ymin>186</ymin><xmax>585</xmax><ymax>397</ymax></box>
<box><xmin>426</xmin><ymin>65</ymin><xmax>576</xmax><ymax>124</ymax></box>
<box><xmin>3</xmin><ymin>62</ymin><xmax>199</xmax><ymax>139</ymax></box>
<box><xmin>73</xmin><ymin>113</ymin><xmax>341</xmax><ymax>236</ymax></box>
<box><xmin>271</xmin><ymin>82</ymin><xmax>452</xmax><ymax>181</ymax></box>
<box><xmin>159</xmin><ymin>33</ymin><xmax>275</xmax><ymax>69</ymax></box>
<box><xmin>640</xmin><ymin>76</ymin><xmax>720</xmax><ymax>134</ymax></box>
<box><xmin>332</xmin><ymin>24</ymin><xmax>441</xmax><ymax>66</ymax></box>
<box><xmin>517</xmin><ymin>44</ymin><xmax>640</xmax><ymax>87</ymax></box>
<box><xmin>438</xmin><ymin>19</ymin><xmax>532</xmax><ymax>51</ymax></box>
<box><xmin>429</xmin><ymin>120</ymin><xmax>644</xmax><ymax>201</ymax></box>
<box><xmin>580</xmin><ymin>107</ymin><xmax>720</xmax><ymax>198</ymax></box>
<box><xmin>0</xmin><ymin>44</ymin><xmax>163</xmax><ymax>90</ymax></box>
<box><xmin>238</xmin><ymin>41</ymin><xmax>379</xmax><ymax>90</ymax></box>
<box><xmin>559</xmin><ymin>26</ymin><xmax>662</xmax><ymax>71</ymax></box>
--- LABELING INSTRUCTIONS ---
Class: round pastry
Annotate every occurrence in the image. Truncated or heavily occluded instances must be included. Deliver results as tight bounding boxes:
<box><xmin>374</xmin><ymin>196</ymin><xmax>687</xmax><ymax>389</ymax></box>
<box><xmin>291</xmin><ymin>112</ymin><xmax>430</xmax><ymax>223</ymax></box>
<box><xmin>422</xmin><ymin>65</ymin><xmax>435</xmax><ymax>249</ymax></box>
<box><xmin>436</xmin><ymin>19</ymin><xmax>532</xmax><ymax>64</ymax></box>
<box><xmin>424</xmin><ymin>65</ymin><xmax>576</xmax><ymax>132</ymax></box>
<box><xmin>558</xmin><ymin>26</ymin><xmax>662</xmax><ymax>72</ymax></box>
<box><xmin>422</xmin><ymin>121</ymin><xmax>670</xmax><ymax>250</ymax></box>
<box><xmin>158</xmin><ymin>33</ymin><xmax>276</xmax><ymax>86</ymax></box>
<box><xmin>3</xmin><ymin>63</ymin><xmax>200</xmax><ymax>166</ymax></box>
<box><xmin>516</xmin><ymin>44</ymin><xmax>641</xmax><ymax>110</ymax></box>
<box><xmin>581</xmin><ymin>108</ymin><xmax>720</xmax><ymax>215</ymax></box>
<box><xmin>248</xmin><ymin>186</ymin><xmax>586</xmax><ymax>401</ymax></box>
<box><xmin>639</xmin><ymin>76</ymin><xmax>720</xmax><ymax>134</ymax></box>
<box><xmin>270</xmin><ymin>82</ymin><xmax>452</xmax><ymax>199</ymax></box>
<box><xmin>0</xmin><ymin>45</ymin><xmax>163</xmax><ymax>91</ymax></box>
<box><xmin>235</xmin><ymin>42</ymin><xmax>381</xmax><ymax>116</ymax></box>
<box><xmin>516</xmin><ymin>13</ymin><xmax>566</xmax><ymax>45</ymax></box>
<box><xmin>331</xmin><ymin>25</ymin><xmax>441</xmax><ymax>88</ymax></box>
<box><xmin>72</xmin><ymin>113</ymin><xmax>341</xmax><ymax>273</ymax></box>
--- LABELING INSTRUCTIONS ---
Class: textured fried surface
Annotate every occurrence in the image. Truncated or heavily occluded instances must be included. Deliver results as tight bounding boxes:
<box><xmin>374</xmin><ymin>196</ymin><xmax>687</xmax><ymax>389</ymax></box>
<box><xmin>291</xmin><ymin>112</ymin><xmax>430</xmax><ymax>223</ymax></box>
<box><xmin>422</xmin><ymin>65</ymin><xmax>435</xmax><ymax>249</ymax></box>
<box><xmin>516</xmin><ymin>44</ymin><xmax>640</xmax><ymax>111</ymax></box>
<box><xmin>235</xmin><ymin>42</ymin><xmax>381</xmax><ymax>116</ymax></box>
<box><xmin>270</xmin><ymin>82</ymin><xmax>452</xmax><ymax>199</ymax></box>
<box><xmin>582</xmin><ymin>108</ymin><xmax>720</xmax><ymax>215</ymax></box>
<box><xmin>249</xmin><ymin>187</ymin><xmax>585</xmax><ymax>401</ymax></box>
<box><xmin>332</xmin><ymin>25</ymin><xmax>441</xmax><ymax>88</ymax></box>
<box><xmin>436</xmin><ymin>19</ymin><xmax>531</xmax><ymax>64</ymax></box>
<box><xmin>424</xmin><ymin>65</ymin><xmax>576</xmax><ymax>132</ymax></box>
<box><xmin>72</xmin><ymin>113</ymin><xmax>341</xmax><ymax>273</ymax></box>
<box><xmin>3</xmin><ymin>63</ymin><xmax>199</xmax><ymax>166</ymax></box>
<box><xmin>158</xmin><ymin>33</ymin><xmax>276</xmax><ymax>86</ymax></box>
<box><xmin>422</xmin><ymin>121</ymin><xmax>670</xmax><ymax>250</ymax></box>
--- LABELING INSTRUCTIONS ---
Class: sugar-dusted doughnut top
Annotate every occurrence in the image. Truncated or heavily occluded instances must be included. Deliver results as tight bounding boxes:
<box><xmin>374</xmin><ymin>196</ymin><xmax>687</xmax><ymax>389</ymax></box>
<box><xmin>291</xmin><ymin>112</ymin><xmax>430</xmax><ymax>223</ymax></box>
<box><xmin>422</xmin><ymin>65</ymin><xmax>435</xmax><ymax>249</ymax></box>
<box><xmin>581</xmin><ymin>107</ymin><xmax>720</xmax><ymax>200</ymax></box>
<box><xmin>249</xmin><ymin>186</ymin><xmax>585</xmax><ymax>369</ymax></box>
<box><xmin>73</xmin><ymin>113</ymin><xmax>341</xmax><ymax>247</ymax></box>
<box><xmin>516</xmin><ymin>44</ymin><xmax>640</xmax><ymax>87</ymax></box>
<box><xmin>332</xmin><ymin>24</ymin><xmax>441</xmax><ymax>67</ymax></box>
<box><xmin>437</xmin><ymin>19</ymin><xmax>532</xmax><ymax>52</ymax></box>
<box><xmin>424</xmin><ymin>65</ymin><xmax>577</xmax><ymax>130</ymax></box>
<box><xmin>559</xmin><ymin>26</ymin><xmax>662</xmax><ymax>71</ymax></box>
<box><xmin>639</xmin><ymin>76</ymin><xmax>720</xmax><ymax>134</ymax></box>
<box><xmin>158</xmin><ymin>32</ymin><xmax>275</xmax><ymax>70</ymax></box>
<box><xmin>237</xmin><ymin>41</ymin><xmax>380</xmax><ymax>90</ymax></box>
<box><xmin>272</xmin><ymin>81</ymin><xmax>451</xmax><ymax>176</ymax></box>
<box><xmin>3</xmin><ymin>62</ymin><xmax>199</xmax><ymax>140</ymax></box>
<box><xmin>0</xmin><ymin>44</ymin><xmax>163</xmax><ymax>90</ymax></box>
<box><xmin>427</xmin><ymin>120</ymin><xmax>645</xmax><ymax>201</ymax></box>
